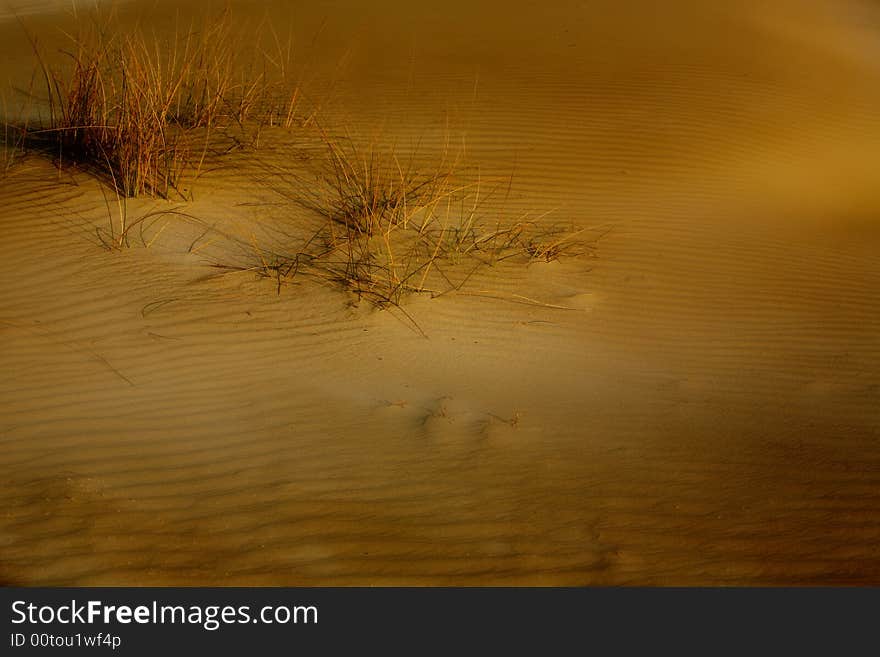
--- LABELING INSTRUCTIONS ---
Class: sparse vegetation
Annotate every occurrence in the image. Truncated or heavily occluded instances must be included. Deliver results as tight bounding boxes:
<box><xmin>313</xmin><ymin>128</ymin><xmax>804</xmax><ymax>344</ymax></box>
<box><xmin>10</xmin><ymin>8</ymin><xmax>302</xmax><ymax>198</ymax></box>
<box><xmin>215</xmin><ymin>129</ymin><xmax>594</xmax><ymax>316</ymax></box>
<box><xmin>3</xmin><ymin>8</ymin><xmax>595</xmax><ymax>320</ymax></box>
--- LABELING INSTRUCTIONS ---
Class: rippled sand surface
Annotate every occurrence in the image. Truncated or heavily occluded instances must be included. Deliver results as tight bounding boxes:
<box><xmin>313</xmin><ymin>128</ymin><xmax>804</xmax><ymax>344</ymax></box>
<box><xmin>1</xmin><ymin>0</ymin><xmax>878</xmax><ymax>584</ymax></box>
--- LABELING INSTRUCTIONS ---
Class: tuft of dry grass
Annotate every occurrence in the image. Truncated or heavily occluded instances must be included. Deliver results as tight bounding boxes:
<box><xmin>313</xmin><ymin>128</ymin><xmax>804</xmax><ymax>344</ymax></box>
<box><xmin>23</xmin><ymin>14</ymin><xmax>191</xmax><ymax>197</ymax></box>
<box><xmin>13</xmin><ymin>8</ymin><xmax>303</xmax><ymax>199</ymax></box>
<box><xmin>222</xmin><ymin>127</ymin><xmax>597</xmax><ymax>316</ymax></box>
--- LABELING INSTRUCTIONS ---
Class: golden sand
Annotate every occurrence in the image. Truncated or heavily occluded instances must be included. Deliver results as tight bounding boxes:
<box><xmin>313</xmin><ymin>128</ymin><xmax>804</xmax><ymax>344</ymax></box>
<box><xmin>1</xmin><ymin>0</ymin><xmax>878</xmax><ymax>585</ymax></box>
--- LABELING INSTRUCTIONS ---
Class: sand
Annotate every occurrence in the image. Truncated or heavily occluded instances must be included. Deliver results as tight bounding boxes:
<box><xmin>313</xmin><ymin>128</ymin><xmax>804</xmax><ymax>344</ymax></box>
<box><xmin>1</xmin><ymin>0</ymin><xmax>878</xmax><ymax>585</ymax></box>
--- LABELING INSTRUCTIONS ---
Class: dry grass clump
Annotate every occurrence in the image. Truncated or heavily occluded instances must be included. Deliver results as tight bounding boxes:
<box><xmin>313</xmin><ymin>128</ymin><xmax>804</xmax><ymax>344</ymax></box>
<box><xmin>15</xmin><ymin>9</ymin><xmax>302</xmax><ymax>198</ymax></box>
<box><xmin>230</xmin><ymin>130</ymin><xmax>591</xmax><ymax>312</ymax></box>
<box><xmin>317</xmin><ymin>135</ymin><xmax>457</xmax><ymax>238</ymax></box>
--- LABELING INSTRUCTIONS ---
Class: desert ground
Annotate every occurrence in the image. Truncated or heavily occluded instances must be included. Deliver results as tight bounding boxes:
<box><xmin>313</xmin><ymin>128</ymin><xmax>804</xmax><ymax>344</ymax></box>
<box><xmin>1</xmin><ymin>0</ymin><xmax>878</xmax><ymax>585</ymax></box>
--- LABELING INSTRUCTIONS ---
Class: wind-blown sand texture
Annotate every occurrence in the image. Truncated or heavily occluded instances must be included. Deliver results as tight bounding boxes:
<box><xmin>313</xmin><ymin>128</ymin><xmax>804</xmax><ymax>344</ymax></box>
<box><xmin>1</xmin><ymin>0</ymin><xmax>879</xmax><ymax>585</ymax></box>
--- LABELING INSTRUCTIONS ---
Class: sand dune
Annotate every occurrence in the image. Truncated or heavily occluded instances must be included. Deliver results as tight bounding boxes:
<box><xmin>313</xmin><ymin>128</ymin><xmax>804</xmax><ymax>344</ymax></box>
<box><xmin>1</xmin><ymin>0</ymin><xmax>878</xmax><ymax>585</ymax></box>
